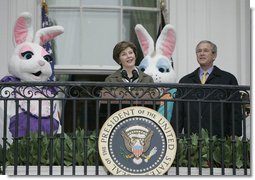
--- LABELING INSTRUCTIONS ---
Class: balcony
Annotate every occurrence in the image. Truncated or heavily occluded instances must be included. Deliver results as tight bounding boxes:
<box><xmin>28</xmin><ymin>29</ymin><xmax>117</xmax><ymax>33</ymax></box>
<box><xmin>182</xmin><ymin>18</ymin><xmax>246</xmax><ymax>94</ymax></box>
<box><xmin>0</xmin><ymin>82</ymin><xmax>250</xmax><ymax>175</ymax></box>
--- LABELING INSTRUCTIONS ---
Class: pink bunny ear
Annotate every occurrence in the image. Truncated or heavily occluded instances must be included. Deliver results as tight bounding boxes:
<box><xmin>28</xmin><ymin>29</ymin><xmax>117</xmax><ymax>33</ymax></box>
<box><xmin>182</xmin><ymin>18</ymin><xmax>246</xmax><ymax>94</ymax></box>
<box><xmin>135</xmin><ymin>24</ymin><xmax>154</xmax><ymax>56</ymax></box>
<box><xmin>156</xmin><ymin>24</ymin><xmax>176</xmax><ymax>58</ymax></box>
<box><xmin>14</xmin><ymin>12</ymin><xmax>34</xmax><ymax>45</ymax></box>
<box><xmin>34</xmin><ymin>26</ymin><xmax>64</xmax><ymax>46</ymax></box>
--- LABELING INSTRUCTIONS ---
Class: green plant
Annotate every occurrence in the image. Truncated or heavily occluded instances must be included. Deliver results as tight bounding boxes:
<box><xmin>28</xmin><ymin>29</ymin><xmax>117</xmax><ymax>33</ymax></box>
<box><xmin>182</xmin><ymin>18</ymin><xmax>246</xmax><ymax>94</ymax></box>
<box><xmin>4</xmin><ymin>129</ymin><xmax>97</xmax><ymax>166</ymax></box>
<box><xmin>213</xmin><ymin>136</ymin><xmax>250</xmax><ymax>168</ymax></box>
<box><xmin>1</xmin><ymin>128</ymin><xmax>250</xmax><ymax>169</ymax></box>
<box><xmin>173</xmin><ymin>129</ymin><xmax>250</xmax><ymax>169</ymax></box>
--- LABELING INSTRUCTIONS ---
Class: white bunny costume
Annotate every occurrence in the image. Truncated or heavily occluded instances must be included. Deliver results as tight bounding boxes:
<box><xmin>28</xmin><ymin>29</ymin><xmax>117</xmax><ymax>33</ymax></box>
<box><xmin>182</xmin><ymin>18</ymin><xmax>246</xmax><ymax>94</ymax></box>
<box><xmin>135</xmin><ymin>24</ymin><xmax>176</xmax><ymax>121</ymax></box>
<box><xmin>0</xmin><ymin>12</ymin><xmax>64</xmax><ymax>144</ymax></box>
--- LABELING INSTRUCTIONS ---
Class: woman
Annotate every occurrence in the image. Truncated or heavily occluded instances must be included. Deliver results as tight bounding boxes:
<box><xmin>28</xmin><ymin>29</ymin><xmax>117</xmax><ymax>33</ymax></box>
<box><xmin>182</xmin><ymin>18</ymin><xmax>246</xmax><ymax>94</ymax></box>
<box><xmin>101</xmin><ymin>41</ymin><xmax>155</xmax><ymax>130</ymax></box>
<box><xmin>105</xmin><ymin>41</ymin><xmax>153</xmax><ymax>83</ymax></box>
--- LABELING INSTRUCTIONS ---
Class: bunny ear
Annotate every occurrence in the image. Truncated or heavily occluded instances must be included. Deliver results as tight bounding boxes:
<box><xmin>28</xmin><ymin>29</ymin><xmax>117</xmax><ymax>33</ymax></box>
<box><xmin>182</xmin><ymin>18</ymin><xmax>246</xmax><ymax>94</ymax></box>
<box><xmin>135</xmin><ymin>24</ymin><xmax>154</xmax><ymax>56</ymax></box>
<box><xmin>14</xmin><ymin>12</ymin><xmax>34</xmax><ymax>45</ymax></box>
<box><xmin>34</xmin><ymin>26</ymin><xmax>64</xmax><ymax>46</ymax></box>
<box><xmin>156</xmin><ymin>24</ymin><xmax>176</xmax><ymax>58</ymax></box>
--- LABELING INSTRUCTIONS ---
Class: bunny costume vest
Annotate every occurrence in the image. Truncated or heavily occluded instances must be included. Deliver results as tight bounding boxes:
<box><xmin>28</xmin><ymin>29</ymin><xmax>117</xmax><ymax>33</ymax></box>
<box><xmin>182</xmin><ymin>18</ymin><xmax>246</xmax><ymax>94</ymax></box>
<box><xmin>1</xmin><ymin>75</ymin><xmax>60</xmax><ymax>138</ymax></box>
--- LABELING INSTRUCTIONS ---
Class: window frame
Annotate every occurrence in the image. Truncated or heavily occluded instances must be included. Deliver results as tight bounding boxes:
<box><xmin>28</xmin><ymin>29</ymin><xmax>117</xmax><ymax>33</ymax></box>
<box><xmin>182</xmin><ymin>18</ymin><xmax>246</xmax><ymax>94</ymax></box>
<box><xmin>46</xmin><ymin>0</ymin><xmax>162</xmax><ymax>76</ymax></box>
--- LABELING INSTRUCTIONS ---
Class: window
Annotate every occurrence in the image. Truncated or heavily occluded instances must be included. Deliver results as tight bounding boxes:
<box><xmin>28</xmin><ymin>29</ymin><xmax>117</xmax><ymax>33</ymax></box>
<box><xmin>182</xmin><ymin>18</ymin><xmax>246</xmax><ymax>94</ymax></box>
<box><xmin>46</xmin><ymin>0</ymin><xmax>161</xmax><ymax>76</ymax></box>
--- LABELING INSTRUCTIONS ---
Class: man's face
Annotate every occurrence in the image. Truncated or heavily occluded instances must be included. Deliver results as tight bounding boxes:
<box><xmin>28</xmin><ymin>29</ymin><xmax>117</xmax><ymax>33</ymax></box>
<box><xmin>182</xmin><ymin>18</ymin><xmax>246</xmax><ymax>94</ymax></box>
<box><xmin>196</xmin><ymin>43</ymin><xmax>217</xmax><ymax>68</ymax></box>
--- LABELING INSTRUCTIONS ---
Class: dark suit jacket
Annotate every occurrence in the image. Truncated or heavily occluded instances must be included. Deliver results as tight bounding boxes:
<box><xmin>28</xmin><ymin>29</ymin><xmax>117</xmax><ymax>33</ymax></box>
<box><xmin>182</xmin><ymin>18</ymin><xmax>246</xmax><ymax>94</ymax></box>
<box><xmin>170</xmin><ymin>66</ymin><xmax>242</xmax><ymax>137</ymax></box>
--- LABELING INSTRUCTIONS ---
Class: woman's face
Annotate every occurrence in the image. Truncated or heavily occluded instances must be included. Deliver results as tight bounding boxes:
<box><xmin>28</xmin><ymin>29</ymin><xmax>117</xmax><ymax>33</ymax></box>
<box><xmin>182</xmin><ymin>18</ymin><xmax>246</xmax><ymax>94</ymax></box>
<box><xmin>119</xmin><ymin>47</ymin><xmax>136</xmax><ymax>68</ymax></box>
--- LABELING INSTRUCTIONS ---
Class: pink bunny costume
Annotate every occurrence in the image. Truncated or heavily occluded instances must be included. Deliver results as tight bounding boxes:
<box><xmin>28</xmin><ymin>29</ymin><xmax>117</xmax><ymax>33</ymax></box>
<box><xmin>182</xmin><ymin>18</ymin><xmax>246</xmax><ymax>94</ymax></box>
<box><xmin>0</xmin><ymin>12</ymin><xmax>64</xmax><ymax>143</ymax></box>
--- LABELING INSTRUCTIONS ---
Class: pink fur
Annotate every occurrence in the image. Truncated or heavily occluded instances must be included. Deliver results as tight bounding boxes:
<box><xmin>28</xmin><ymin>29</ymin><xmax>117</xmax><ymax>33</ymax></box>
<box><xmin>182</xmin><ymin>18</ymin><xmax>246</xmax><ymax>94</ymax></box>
<box><xmin>161</xmin><ymin>30</ymin><xmax>176</xmax><ymax>58</ymax></box>
<box><xmin>40</xmin><ymin>31</ymin><xmax>62</xmax><ymax>45</ymax></box>
<box><xmin>34</xmin><ymin>26</ymin><xmax>64</xmax><ymax>46</ymax></box>
<box><xmin>41</xmin><ymin>48</ymin><xmax>48</xmax><ymax>57</ymax></box>
<box><xmin>14</xmin><ymin>17</ymin><xmax>28</xmax><ymax>44</ymax></box>
<box><xmin>136</xmin><ymin>31</ymin><xmax>150</xmax><ymax>56</ymax></box>
<box><xmin>19</xmin><ymin>44</ymin><xmax>33</xmax><ymax>59</ymax></box>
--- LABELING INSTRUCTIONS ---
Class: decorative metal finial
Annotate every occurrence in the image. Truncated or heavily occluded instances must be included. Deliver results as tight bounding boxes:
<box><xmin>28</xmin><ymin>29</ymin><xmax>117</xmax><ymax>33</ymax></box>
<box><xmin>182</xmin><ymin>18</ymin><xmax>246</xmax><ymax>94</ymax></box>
<box><xmin>160</xmin><ymin>0</ymin><xmax>166</xmax><ymax>11</ymax></box>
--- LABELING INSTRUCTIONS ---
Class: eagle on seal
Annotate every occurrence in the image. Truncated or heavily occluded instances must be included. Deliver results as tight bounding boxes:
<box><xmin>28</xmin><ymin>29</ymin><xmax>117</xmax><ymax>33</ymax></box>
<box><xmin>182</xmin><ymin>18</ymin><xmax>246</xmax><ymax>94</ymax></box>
<box><xmin>121</xmin><ymin>127</ymin><xmax>154</xmax><ymax>159</ymax></box>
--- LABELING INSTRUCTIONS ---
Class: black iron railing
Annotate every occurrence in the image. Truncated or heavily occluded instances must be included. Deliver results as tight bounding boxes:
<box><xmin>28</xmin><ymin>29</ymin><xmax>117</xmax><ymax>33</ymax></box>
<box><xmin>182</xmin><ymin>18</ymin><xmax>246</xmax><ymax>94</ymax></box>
<box><xmin>0</xmin><ymin>82</ymin><xmax>250</xmax><ymax>175</ymax></box>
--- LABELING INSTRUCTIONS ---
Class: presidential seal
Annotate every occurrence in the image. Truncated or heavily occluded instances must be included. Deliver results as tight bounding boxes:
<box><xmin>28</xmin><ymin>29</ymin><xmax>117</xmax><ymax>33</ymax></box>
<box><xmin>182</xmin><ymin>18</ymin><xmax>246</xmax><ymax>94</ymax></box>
<box><xmin>98</xmin><ymin>106</ymin><xmax>177</xmax><ymax>175</ymax></box>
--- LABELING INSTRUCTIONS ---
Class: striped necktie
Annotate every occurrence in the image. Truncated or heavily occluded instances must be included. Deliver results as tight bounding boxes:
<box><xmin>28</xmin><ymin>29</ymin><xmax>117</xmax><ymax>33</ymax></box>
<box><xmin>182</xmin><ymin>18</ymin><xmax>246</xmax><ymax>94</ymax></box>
<box><xmin>201</xmin><ymin>71</ymin><xmax>208</xmax><ymax>84</ymax></box>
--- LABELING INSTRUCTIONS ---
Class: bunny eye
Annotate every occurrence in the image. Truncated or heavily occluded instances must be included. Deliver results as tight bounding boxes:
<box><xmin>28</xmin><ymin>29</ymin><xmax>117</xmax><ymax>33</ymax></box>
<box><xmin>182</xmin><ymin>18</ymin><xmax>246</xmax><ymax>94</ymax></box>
<box><xmin>157</xmin><ymin>58</ymin><xmax>171</xmax><ymax>73</ymax></box>
<box><xmin>21</xmin><ymin>51</ymin><xmax>34</xmax><ymax>60</ymax></box>
<box><xmin>138</xmin><ymin>58</ymin><xmax>149</xmax><ymax>72</ymax></box>
<box><xmin>158</xmin><ymin>67</ymin><xmax>170</xmax><ymax>73</ymax></box>
<box><xmin>138</xmin><ymin>64</ymin><xmax>147</xmax><ymax>72</ymax></box>
<box><xmin>43</xmin><ymin>55</ymin><xmax>53</xmax><ymax>63</ymax></box>
<box><xmin>140</xmin><ymin>67</ymin><xmax>145</xmax><ymax>72</ymax></box>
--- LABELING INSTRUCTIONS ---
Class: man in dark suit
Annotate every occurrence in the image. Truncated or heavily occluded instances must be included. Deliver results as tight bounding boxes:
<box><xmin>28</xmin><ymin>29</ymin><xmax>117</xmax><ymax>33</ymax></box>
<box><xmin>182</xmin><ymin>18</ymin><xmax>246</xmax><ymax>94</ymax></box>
<box><xmin>171</xmin><ymin>40</ymin><xmax>242</xmax><ymax>137</ymax></box>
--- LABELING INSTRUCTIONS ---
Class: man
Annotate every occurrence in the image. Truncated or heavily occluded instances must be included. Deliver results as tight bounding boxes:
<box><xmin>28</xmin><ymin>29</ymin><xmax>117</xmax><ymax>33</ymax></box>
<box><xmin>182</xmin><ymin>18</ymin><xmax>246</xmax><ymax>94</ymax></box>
<box><xmin>170</xmin><ymin>40</ymin><xmax>242</xmax><ymax>137</ymax></box>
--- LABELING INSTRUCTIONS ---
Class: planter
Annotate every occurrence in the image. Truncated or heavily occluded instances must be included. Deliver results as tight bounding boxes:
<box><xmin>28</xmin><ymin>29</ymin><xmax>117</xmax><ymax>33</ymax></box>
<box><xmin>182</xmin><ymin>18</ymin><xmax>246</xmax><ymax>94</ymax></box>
<box><xmin>4</xmin><ymin>166</ymin><xmax>250</xmax><ymax>175</ymax></box>
<box><xmin>167</xmin><ymin>167</ymin><xmax>251</xmax><ymax>176</ymax></box>
<box><xmin>5</xmin><ymin>166</ymin><xmax>108</xmax><ymax>175</ymax></box>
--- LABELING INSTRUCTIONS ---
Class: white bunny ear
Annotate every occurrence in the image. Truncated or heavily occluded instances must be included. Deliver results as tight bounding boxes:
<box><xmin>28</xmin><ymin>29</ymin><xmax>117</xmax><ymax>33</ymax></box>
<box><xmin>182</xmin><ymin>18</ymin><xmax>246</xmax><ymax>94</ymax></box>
<box><xmin>34</xmin><ymin>26</ymin><xmax>64</xmax><ymax>46</ymax></box>
<box><xmin>135</xmin><ymin>24</ymin><xmax>154</xmax><ymax>56</ymax></box>
<box><xmin>156</xmin><ymin>24</ymin><xmax>176</xmax><ymax>58</ymax></box>
<box><xmin>14</xmin><ymin>12</ymin><xmax>34</xmax><ymax>45</ymax></box>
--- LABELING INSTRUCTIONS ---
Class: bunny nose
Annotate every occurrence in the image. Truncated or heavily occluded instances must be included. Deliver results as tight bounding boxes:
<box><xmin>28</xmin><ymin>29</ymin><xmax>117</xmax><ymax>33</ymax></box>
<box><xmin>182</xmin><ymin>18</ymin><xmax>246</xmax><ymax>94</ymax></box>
<box><xmin>146</xmin><ymin>71</ymin><xmax>153</xmax><ymax>77</ymax></box>
<box><xmin>38</xmin><ymin>60</ymin><xmax>45</xmax><ymax>66</ymax></box>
